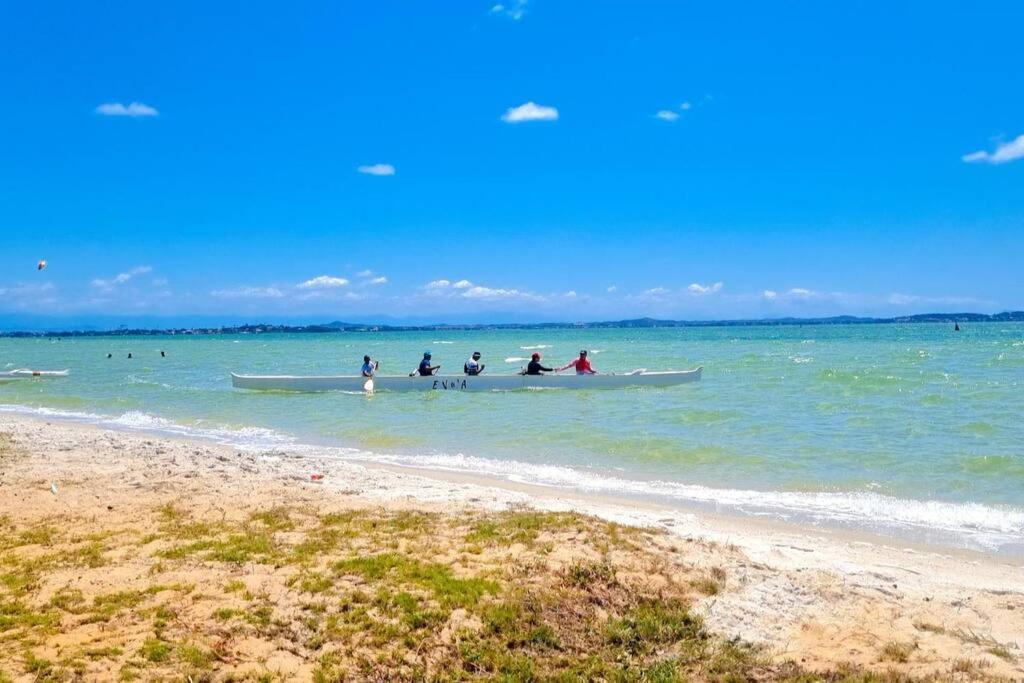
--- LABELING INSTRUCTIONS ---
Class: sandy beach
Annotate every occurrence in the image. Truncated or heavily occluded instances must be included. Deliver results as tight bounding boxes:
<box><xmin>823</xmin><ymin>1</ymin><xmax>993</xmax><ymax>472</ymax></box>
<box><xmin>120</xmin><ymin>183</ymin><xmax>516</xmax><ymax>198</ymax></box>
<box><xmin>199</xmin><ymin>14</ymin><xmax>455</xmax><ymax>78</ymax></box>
<box><xmin>1</xmin><ymin>413</ymin><xmax>1021</xmax><ymax>681</ymax></box>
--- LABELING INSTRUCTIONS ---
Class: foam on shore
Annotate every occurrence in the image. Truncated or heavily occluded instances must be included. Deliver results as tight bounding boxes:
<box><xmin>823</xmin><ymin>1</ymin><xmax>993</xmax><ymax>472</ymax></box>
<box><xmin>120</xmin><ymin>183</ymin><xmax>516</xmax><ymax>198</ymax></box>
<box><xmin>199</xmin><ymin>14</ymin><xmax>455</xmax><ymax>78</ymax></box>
<box><xmin>3</xmin><ymin>402</ymin><xmax>1022</xmax><ymax>554</ymax></box>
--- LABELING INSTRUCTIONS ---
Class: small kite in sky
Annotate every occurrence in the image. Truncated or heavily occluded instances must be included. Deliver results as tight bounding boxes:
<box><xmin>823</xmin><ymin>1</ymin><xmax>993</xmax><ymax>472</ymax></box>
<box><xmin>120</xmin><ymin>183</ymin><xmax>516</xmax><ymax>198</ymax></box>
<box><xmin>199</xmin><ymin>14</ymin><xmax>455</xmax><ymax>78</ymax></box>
<box><xmin>37</xmin><ymin>260</ymin><xmax>47</xmax><ymax>271</ymax></box>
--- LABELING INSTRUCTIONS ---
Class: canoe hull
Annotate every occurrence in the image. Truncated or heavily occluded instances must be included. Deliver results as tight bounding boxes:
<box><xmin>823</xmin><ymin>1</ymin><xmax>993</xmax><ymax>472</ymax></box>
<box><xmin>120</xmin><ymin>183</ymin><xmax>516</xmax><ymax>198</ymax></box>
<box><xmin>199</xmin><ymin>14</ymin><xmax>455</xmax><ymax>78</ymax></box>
<box><xmin>231</xmin><ymin>368</ymin><xmax>701</xmax><ymax>393</ymax></box>
<box><xmin>0</xmin><ymin>369</ymin><xmax>69</xmax><ymax>381</ymax></box>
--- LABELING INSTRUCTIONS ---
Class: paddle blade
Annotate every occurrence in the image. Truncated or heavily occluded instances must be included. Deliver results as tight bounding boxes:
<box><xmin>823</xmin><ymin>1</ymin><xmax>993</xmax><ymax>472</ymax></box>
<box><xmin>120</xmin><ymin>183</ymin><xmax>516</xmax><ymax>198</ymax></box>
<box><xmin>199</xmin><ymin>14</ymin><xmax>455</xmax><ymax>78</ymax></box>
<box><xmin>363</xmin><ymin>378</ymin><xmax>374</xmax><ymax>393</ymax></box>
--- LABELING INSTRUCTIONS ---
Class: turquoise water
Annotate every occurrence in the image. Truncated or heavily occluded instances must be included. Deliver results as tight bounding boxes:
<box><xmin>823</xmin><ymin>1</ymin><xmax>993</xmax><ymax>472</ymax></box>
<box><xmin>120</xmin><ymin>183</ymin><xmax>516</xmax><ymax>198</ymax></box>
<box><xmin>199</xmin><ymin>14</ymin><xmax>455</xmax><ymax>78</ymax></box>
<box><xmin>2</xmin><ymin>324</ymin><xmax>1023</xmax><ymax>552</ymax></box>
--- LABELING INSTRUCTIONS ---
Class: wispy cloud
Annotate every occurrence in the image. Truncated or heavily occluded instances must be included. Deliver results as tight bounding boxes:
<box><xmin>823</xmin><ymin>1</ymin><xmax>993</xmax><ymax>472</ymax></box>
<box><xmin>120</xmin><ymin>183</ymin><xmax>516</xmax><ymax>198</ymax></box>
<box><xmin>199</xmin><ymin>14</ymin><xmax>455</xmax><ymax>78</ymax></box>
<box><xmin>680</xmin><ymin>101</ymin><xmax>693</xmax><ymax>111</ymax></box>
<box><xmin>91</xmin><ymin>266</ymin><xmax>153</xmax><ymax>290</ymax></box>
<box><xmin>298</xmin><ymin>275</ymin><xmax>349</xmax><ymax>289</ymax></box>
<box><xmin>962</xmin><ymin>133</ymin><xmax>1024</xmax><ymax>165</ymax></box>
<box><xmin>210</xmin><ymin>286</ymin><xmax>284</xmax><ymax>299</ymax></box>
<box><xmin>367</xmin><ymin>276</ymin><xmax>388</xmax><ymax>285</ymax></box>
<box><xmin>490</xmin><ymin>0</ymin><xmax>527</xmax><ymax>20</ymax></box>
<box><xmin>95</xmin><ymin>102</ymin><xmax>159</xmax><ymax>117</ymax></box>
<box><xmin>501</xmin><ymin>101</ymin><xmax>558</xmax><ymax>123</ymax></box>
<box><xmin>687</xmin><ymin>282</ymin><xmax>723</xmax><ymax>295</ymax></box>
<box><xmin>606</xmin><ymin>285</ymin><xmax>618</xmax><ymax>293</ymax></box>
<box><xmin>654</xmin><ymin>110</ymin><xmax>679</xmax><ymax>122</ymax></box>
<box><xmin>357</xmin><ymin>163</ymin><xmax>396</xmax><ymax>176</ymax></box>
<box><xmin>423</xmin><ymin>278</ymin><xmax>542</xmax><ymax>301</ymax></box>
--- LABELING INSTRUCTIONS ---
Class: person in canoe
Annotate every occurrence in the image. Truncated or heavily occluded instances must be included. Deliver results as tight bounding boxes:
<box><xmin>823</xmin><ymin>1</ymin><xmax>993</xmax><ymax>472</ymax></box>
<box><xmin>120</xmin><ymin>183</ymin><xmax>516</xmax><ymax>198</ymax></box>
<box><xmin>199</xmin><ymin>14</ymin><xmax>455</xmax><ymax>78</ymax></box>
<box><xmin>411</xmin><ymin>351</ymin><xmax>441</xmax><ymax>377</ymax></box>
<box><xmin>558</xmin><ymin>350</ymin><xmax>597</xmax><ymax>375</ymax></box>
<box><xmin>464</xmin><ymin>351</ymin><xmax>485</xmax><ymax>376</ymax></box>
<box><xmin>361</xmin><ymin>355</ymin><xmax>379</xmax><ymax>378</ymax></box>
<box><xmin>521</xmin><ymin>352</ymin><xmax>554</xmax><ymax>375</ymax></box>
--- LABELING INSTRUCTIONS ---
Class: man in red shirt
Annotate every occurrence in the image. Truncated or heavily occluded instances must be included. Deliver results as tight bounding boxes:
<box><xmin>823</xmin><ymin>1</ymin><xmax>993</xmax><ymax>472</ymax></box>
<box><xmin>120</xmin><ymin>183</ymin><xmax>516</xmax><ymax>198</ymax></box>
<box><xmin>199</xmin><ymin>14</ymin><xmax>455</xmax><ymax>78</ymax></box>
<box><xmin>558</xmin><ymin>350</ymin><xmax>597</xmax><ymax>375</ymax></box>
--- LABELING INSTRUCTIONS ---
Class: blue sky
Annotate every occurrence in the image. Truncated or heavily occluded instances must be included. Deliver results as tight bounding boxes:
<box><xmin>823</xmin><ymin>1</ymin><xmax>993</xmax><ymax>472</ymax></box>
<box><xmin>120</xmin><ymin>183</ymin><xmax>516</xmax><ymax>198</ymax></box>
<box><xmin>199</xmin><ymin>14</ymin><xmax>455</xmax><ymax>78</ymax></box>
<box><xmin>2</xmin><ymin>1</ymin><xmax>1023</xmax><ymax>325</ymax></box>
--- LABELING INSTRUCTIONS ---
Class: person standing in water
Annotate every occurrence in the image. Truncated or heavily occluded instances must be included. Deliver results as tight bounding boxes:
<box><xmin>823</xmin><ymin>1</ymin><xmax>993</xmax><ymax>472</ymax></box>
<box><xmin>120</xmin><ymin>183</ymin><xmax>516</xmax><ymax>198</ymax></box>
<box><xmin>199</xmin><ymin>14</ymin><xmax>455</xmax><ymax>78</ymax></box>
<box><xmin>558</xmin><ymin>350</ymin><xmax>597</xmax><ymax>375</ymax></box>
<box><xmin>361</xmin><ymin>355</ymin><xmax>379</xmax><ymax>377</ymax></box>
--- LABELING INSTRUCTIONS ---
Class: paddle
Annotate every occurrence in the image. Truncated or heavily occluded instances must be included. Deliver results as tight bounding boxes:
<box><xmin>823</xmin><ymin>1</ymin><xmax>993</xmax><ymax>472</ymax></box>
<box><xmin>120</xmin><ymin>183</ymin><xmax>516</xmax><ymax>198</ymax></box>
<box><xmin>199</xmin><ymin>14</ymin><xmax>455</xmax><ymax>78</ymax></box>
<box><xmin>363</xmin><ymin>378</ymin><xmax>374</xmax><ymax>393</ymax></box>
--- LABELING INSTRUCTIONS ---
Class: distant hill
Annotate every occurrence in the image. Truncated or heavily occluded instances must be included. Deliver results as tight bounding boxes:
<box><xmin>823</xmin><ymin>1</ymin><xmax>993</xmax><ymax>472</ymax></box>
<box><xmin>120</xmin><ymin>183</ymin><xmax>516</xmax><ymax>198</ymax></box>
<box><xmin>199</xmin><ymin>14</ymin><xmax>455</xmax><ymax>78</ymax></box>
<box><xmin>1</xmin><ymin>311</ymin><xmax>1022</xmax><ymax>337</ymax></box>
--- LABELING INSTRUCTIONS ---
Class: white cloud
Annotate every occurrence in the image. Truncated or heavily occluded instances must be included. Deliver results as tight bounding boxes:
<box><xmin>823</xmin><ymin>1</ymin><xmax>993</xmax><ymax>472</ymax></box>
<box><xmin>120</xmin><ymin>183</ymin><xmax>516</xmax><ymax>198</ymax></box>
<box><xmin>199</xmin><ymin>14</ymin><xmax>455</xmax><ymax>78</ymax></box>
<box><xmin>91</xmin><ymin>265</ymin><xmax>153</xmax><ymax>289</ymax></box>
<box><xmin>211</xmin><ymin>286</ymin><xmax>284</xmax><ymax>299</ymax></box>
<box><xmin>763</xmin><ymin>290</ymin><xmax>778</xmax><ymax>300</ymax></box>
<box><xmin>461</xmin><ymin>285</ymin><xmax>541</xmax><ymax>301</ymax></box>
<box><xmin>357</xmin><ymin>163</ymin><xmax>396</xmax><ymax>176</ymax></box>
<box><xmin>655</xmin><ymin>110</ymin><xmax>679</xmax><ymax>122</ymax></box>
<box><xmin>787</xmin><ymin>287</ymin><xmax>815</xmax><ymax>297</ymax></box>
<box><xmin>491</xmin><ymin>0</ymin><xmax>526</xmax><ymax>20</ymax></box>
<box><xmin>95</xmin><ymin>102</ymin><xmax>159</xmax><ymax>117</ymax></box>
<box><xmin>356</xmin><ymin>270</ymin><xmax>374</xmax><ymax>278</ymax></box>
<box><xmin>367</xmin><ymin>276</ymin><xmax>388</xmax><ymax>285</ymax></box>
<box><xmin>501</xmin><ymin>101</ymin><xmax>558</xmax><ymax>123</ymax></box>
<box><xmin>687</xmin><ymin>282</ymin><xmax>723</xmax><ymax>295</ymax></box>
<box><xmin>680</xmin><ymin>102</ymin><xmax>693</xmax><ymax>111</ymax></box>
<box><xmin>606</xmin><ymin>285</ymin><xmax>618</xmax><ymax>293</ymax></box>
<box><xmin>564</xmin><ymin>290</ymin><xmax>578</xmax><ymax>298</ymax></box>
<box><xmin>298</xmin><ymin>275</ymin><xmax>349</xmax><ymax>289</ymax></box>
<box><xmin>423</xmin><ymin>278</ymin><xmax>542</xmax><ymax>302</ymax></box>
<box><xmin>425</xmin><ymin>279</ymin><xmax>452</xmax><ymax>290</ymax></box>
<box><xmin>643</xmin><ymin>287</ymin><xmax>670</xmax><ymax>296</ymax></box>
<box><xmin>962</xmin><ymin>134</ymin><xmax>1024</xmax><ymax>165</ymax></box>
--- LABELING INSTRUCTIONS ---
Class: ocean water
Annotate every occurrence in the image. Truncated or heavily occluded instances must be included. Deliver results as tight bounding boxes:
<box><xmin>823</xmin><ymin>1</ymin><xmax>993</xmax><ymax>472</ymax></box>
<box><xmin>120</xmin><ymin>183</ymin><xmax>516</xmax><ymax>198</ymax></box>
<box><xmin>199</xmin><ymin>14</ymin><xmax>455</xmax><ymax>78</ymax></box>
<box><xmin>2</xmin><ymin>324</ymin><xmax>1023</xmax><ymax>553</ymax></box>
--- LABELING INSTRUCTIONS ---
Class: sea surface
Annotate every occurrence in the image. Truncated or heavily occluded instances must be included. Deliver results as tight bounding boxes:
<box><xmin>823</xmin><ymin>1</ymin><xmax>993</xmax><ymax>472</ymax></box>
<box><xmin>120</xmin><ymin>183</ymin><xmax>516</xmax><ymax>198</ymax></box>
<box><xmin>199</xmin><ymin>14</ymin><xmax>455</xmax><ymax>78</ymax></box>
<box><xmin>2</xmin><ymin>324</ymin><xmax>1023</xmax><ymax>553</ymax></box>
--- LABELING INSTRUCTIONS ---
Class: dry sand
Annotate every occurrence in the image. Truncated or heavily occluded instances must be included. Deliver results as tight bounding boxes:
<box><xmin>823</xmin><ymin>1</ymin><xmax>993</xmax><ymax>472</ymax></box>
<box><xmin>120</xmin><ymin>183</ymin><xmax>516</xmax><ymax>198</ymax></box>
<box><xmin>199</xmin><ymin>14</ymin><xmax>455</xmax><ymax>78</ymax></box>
<box><xmin>0</xmin><ymin>414</ymin><xmax>1021</xmax><ymax>681</ymax></box>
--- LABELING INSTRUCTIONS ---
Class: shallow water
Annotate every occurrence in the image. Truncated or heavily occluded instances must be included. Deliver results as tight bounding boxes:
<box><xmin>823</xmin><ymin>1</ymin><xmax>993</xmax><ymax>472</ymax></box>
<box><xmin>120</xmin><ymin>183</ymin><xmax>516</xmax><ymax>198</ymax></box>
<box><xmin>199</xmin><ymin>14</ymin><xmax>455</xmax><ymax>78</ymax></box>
<box><xmin>2</xmin><ymin>323</ymin><xmax>1022</xmax><ymax>552</ymax></box>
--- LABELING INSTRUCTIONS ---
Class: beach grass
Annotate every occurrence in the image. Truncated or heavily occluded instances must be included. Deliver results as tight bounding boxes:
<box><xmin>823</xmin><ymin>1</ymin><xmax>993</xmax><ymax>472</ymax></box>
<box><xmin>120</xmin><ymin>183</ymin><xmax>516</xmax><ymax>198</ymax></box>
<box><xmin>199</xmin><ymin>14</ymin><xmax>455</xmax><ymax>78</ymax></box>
<box><xmin>2</xmin><ymin>497</ymin><xmax>1013</xmax><ymax>682</ymax></box>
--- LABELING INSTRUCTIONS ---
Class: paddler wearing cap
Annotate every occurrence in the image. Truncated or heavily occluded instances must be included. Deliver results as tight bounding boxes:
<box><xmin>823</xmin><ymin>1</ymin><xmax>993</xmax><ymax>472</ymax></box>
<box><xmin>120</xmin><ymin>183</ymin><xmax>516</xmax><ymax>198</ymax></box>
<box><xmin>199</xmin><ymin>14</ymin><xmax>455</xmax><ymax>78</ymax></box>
<box><xmin>521</xmin><ymin>352</ymin><xmax>554</xmax><ymax>375</ymax></box>
<box><xmin>411</xmin><ymin>350</ymin><xmax>441</xmax><ymax>377</ymax></box>
<box><xmin>463</xmin><ymin>351</ymin><xmax>485</xmax><ymax>376</ymax></box>
<box><xmin>557</xmin><ymin>350</ymin><xmax>597</xmax><ymax>375</ymax></box>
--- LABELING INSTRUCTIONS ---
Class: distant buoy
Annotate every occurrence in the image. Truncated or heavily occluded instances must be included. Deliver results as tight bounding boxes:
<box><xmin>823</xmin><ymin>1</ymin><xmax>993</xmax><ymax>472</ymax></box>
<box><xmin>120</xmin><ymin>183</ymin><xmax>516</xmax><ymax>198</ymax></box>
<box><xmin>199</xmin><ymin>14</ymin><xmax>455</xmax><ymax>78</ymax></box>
<box><xmin>37</xmin><ymin>260</ymin><xmax>47</xmax><ymax>271</ymax></box>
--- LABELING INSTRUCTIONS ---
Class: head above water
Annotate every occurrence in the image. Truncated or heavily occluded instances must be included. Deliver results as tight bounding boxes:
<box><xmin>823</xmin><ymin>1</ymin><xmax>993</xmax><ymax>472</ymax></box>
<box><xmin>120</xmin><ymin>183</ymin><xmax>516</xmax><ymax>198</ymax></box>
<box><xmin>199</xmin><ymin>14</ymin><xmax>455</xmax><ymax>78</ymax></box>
<box><xmin>423</xmin><ymin>351</ymin><xmax>432</xmax><ymax>359</ymax></box>
<box><xmin>579</xmin><ymin>350</ymin><xmax>588</xmax><ymax>357</ymax></box>
<box><xmin>364</xmin><ymin>355</ymin><xmax>371</xmax><ymax>363</ymax></box>
<box><xmin>472</xmin><ymin>351</ymin><xmax>481</xmax><ymax>359</ymax></box>
<box><xmin>532</xmin><ymin>352</ymin><xmax>541</xmax><ymax>360</ymax></box>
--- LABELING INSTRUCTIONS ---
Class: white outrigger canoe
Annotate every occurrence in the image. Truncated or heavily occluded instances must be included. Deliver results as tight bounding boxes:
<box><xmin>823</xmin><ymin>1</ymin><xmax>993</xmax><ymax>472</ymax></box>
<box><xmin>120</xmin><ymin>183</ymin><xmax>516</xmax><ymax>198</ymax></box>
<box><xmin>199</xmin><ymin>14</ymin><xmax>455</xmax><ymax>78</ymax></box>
<box><xmin>0</xmin><ymin>369</ymin><xmax>69</xmax><ymax>383</ymax></box>
<box><xmin>231</xmin><ymin>368</ymin><xmax>701</xmax><ymax>393</ymax></box>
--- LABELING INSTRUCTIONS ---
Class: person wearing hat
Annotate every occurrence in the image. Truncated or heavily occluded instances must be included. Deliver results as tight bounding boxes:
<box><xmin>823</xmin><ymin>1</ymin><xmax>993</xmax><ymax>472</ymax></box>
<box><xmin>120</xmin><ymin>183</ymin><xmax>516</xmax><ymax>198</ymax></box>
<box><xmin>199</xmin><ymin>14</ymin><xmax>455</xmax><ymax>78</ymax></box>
<box><xmin>463</xmin><ymin>351</ymin><xmax>485</xmax><ymax>376</ymax></box>
<box><xmin>522</xmin><ymin>352</ymin><xmax>554</xmax><ymax>375</ymax></box>
<box><xmin>411</xmin><ymin>351</ymin><xmax>441</xmax><ymax>377</ymax></box>
<box><xmin>361</xmin><ymin>355</ymin><xmax>379</xmax><ymax>378</ymax></box>
<box><xmin>557</xmin><ymin>350</ymin><xmax>597</xmax><ymax>375</ymax></box>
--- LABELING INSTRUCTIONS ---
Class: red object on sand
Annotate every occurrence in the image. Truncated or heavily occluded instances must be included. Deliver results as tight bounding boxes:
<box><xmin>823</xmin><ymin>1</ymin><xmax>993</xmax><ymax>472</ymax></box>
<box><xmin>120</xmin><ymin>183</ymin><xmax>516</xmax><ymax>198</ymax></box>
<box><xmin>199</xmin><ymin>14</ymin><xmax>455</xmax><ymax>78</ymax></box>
<box><xmin>310</xmin><ymin>473</ymin><xmax>324</xmax><ymax>481</ymax></box>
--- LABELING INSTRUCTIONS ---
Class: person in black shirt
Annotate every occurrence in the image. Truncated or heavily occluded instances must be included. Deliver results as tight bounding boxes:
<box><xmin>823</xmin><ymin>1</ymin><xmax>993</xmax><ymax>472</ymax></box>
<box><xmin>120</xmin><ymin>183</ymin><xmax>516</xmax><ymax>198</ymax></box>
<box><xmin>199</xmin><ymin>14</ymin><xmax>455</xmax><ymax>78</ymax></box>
<box><xmin>522</xmin><ymin>352</ymin><xmax>553</xmax><ymax>375</ymax></box>
<box><xmin>411</xmin><ymin>351</ymin><xmax>441</xmax><ymax>377</ymax></box>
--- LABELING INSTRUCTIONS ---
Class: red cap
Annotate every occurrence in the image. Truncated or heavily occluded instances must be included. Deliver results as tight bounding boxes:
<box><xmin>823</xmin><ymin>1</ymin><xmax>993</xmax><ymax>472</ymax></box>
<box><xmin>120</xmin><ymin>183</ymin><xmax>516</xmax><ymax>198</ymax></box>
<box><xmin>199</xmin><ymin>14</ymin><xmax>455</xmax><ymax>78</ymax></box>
<box><xmin>532</xmin><ymin>352</ymin><xmax>541</xmax><ymax>360</ymax></box>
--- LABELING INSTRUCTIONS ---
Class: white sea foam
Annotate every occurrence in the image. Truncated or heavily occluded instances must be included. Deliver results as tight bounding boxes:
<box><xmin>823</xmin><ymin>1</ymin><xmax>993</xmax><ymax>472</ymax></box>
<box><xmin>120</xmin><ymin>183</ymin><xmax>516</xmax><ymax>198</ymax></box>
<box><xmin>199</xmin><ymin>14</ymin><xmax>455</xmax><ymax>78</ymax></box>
<box><xmin>505</xmin><ymin>357</ymin><xmax>527</xmax><ymax>363</ymax></box>
<box><xmin>432</xmin><ymin>341</ymin><xmax>455</xmax><ymax>344</ymax></box>
<box><xmin>520</xmin><ymin>345</ymin><xmax>551</xmax><ymax>350</ymax></box>
<box><xmin>3</xmin><ymin>402</ymin><xmax>1022</xmax><ymax>552</ymax></box>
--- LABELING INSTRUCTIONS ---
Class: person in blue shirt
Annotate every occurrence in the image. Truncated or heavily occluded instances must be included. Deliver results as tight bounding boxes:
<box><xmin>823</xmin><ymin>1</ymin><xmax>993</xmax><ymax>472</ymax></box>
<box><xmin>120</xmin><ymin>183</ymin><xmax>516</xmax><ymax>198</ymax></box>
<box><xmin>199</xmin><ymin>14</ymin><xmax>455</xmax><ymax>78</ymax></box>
<box><xmin>411</xmin><ymin>351</ymin><xmax>441</xmax><ymax>377</ymax></box>
<box><xmin>361</xmin><ymin>355</ymin><xmax>378</xmax><ymax>377</ymax></box>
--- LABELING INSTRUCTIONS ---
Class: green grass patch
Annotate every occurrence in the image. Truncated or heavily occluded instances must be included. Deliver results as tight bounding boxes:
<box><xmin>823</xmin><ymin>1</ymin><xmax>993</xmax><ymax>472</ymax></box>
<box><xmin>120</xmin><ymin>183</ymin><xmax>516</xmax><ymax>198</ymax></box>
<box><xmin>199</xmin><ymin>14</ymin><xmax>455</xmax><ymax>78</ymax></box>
<box><xmin>139</xmin><ymin>636</ymin><xmax>171</xmax><ymax>663</ymax></box>
<box><xmin>332</xmin><ymin>553</ymin><xmax>498</xmax><ymax>609</ymax></box>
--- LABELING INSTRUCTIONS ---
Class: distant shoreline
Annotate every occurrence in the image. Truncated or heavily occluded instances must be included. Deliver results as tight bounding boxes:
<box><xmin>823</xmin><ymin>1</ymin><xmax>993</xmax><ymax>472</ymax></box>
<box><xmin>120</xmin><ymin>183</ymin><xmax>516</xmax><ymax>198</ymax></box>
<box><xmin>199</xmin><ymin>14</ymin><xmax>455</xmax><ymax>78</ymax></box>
<box><xmin>0</xmin><ymin>311</ymin><xmax>1022</xmax><ymax>337</ymax></box>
